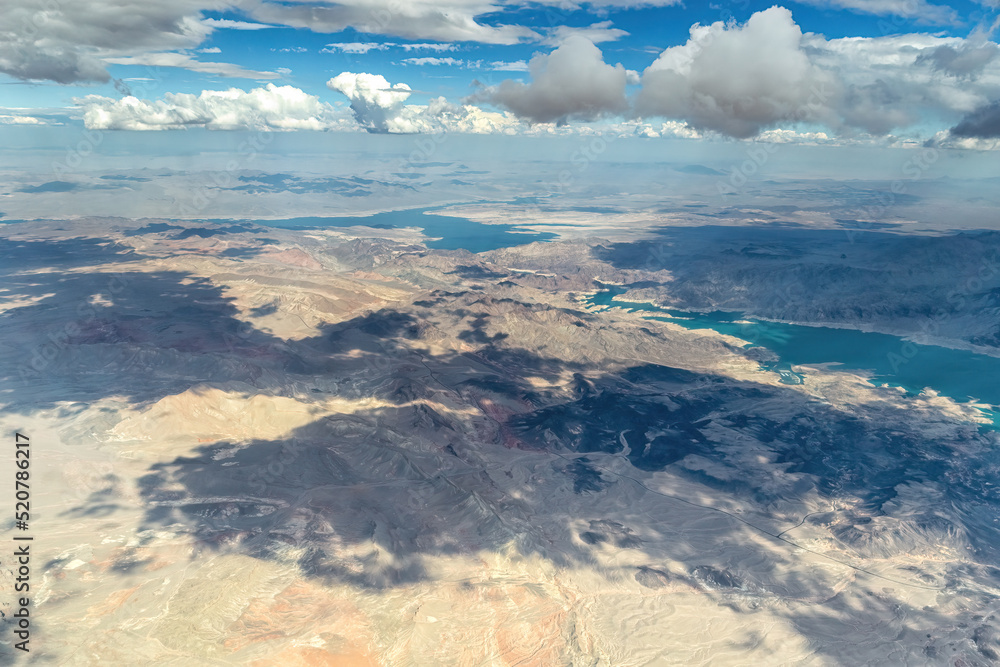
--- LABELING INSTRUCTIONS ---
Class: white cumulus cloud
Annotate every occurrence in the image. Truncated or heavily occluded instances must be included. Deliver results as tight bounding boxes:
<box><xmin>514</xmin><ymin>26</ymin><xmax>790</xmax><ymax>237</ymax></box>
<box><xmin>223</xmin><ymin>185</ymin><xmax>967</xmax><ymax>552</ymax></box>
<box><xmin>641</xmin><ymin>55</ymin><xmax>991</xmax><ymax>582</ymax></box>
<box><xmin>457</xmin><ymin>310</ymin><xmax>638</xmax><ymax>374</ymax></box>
<box><xmin>75</xmin><ymin>78</ymin><xmax>524</xmax><ymax>135</ymax></box>
<box><xmin>478</xmin><ymin>36</ymin><xmax>631</xmax><ymax>123</ymax></box>
<box><xmin>326</xmin><ymin>71</ymin><xmax>522</xmax><ymax>134</ymax></box>
<box><xmin>388</xmin><ymin>97</ymin><xmax>521</xmax><ymax>134</ymax></box>
<box><xmin>326</xmin><ymin>72</ymin><xmax>414</xmax><ymax>133</ymax></box>
<box><xmin>635</xmin><ymin>6</ymin><xmax>1000</xmax><ymax>139</ymax></box>
<box><xmin>75</xmin><ymin>84</ymin><xmax>353</xmax><ymax>131</ymax></box>
<box><xmin>636</xmin><ymin>7</ymin><xmax>837</xmax><ymax>138</ymax></box>
<box><xmin>803</xmin><ymin>31</ymin><xmax>1000</xmax><ymax>131</ymax></box>
<box><xmin>0</xmin><ymin>114</ymin><xmax>47</xmax><ymax>125</ymax></box>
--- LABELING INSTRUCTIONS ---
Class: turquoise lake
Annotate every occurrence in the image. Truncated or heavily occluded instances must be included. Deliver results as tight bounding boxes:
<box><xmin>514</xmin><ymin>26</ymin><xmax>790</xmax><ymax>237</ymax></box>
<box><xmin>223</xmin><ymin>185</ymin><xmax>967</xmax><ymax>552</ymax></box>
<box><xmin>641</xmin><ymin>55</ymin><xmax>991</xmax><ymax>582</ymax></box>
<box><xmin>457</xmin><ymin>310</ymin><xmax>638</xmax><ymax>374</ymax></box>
<box><xmin>241</xmin><ymin>206</ymin><xmax>556</xmax><ymax>253</ymax></box>
<box><xmin>586</xmin><ymin>284</ymin><xmax>1000</xmax><ymax>427</ymax></box>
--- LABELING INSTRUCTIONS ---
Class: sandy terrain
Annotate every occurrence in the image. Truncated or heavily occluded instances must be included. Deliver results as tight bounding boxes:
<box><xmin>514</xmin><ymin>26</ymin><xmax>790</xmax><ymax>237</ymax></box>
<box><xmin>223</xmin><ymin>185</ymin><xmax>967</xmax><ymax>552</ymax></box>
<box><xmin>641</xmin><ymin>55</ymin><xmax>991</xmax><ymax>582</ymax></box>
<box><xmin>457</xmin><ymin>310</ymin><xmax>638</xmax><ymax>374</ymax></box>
<box><xmin>1</xmin><ymin>217</ymin><xmax>999</xmax><ymax>665</ymax></box>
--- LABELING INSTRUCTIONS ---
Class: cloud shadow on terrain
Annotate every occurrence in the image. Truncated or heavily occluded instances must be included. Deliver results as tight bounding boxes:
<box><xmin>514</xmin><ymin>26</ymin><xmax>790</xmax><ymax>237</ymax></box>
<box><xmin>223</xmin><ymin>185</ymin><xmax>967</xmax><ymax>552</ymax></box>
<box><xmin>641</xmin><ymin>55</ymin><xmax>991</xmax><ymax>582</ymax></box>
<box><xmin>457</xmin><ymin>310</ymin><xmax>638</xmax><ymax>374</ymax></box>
<box><xmin>3</xmin><ymin>232</ymin><xmax>1000</xmax><ymax>660</ymax></box>
<box><xmin>591</xmin><ymin>225</ymin><xmax>1000</xmax><ymax>348</ymax></box>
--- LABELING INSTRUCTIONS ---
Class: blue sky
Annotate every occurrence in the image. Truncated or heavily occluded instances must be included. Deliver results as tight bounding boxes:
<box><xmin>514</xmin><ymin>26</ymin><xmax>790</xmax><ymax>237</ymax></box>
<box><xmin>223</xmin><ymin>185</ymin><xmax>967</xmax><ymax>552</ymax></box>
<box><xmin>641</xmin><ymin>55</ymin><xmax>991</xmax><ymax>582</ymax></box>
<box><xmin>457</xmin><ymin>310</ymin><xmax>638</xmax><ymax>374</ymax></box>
<box><xmin>2</xmin><ymin>1</ymin><xmax>999</xmax><ymax>148</ymax></box>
